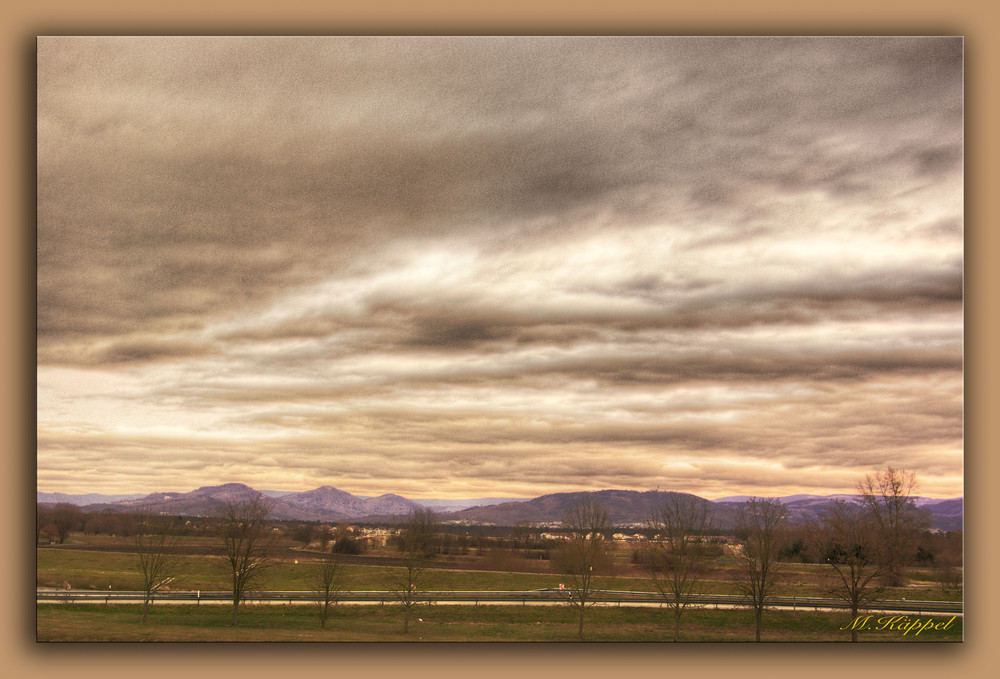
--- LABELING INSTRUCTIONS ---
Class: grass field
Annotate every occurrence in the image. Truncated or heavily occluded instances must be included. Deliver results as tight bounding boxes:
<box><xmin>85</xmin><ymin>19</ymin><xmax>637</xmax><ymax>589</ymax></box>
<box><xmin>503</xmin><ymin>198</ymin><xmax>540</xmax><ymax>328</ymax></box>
<box><xmin>37</xmin><ymin>547</ymin><xmax>618</xmax><ymax>592</ymax></box>
<box><xmin>35</xmin><ymin>602</ymin><xmax>962</xmax><ymax>642</ymax></box>
<box><xmin>36</xmin><ymin>538</ymin><xmax>962</xmax><ymax>642</ymax></box>
<box><xmin>36</xmin><ymin>544</ymin><xmax>963</xmax><ymax>602</ymax></box>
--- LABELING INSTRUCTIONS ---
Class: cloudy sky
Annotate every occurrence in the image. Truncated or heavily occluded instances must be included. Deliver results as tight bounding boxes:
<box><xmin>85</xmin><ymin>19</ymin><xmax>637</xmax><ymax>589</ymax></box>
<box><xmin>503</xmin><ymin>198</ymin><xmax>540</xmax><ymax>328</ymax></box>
<box><xmin>36</xmin><ymin>36</ymin><xmax>963</xmax><ymax>500</ymax></box>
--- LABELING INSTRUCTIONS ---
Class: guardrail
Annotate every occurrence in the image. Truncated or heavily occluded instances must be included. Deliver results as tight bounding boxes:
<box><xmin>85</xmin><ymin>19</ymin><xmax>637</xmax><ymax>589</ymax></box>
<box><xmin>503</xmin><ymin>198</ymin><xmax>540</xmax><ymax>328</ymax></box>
<box><xmin>36</xmin><ymin>588</ymin><xmax>962</xmax><ymax>615</ymax></box>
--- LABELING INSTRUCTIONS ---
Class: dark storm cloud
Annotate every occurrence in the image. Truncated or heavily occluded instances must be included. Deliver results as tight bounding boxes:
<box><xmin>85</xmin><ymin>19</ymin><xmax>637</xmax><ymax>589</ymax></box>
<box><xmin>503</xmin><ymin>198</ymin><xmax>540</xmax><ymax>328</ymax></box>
<box><xmin>87</xmin><ymin>338</ymin><xmax>216</xmax><ymax>366</ymax></box>
<box><xmin>164</xmin><ymin>344</ymin><xmax>961</xmax><ymax>410</ymax></box>
<box><xmin>194</xmin><ymin>266</ymin><xmax>961</xmax><ymax>369</ymax></box>
<box><xmin>238</xmin><ymin>376</ymin><xmax>960</xmax><ymax>456</ymax></box>
<box><xmin>37</xmin><ymin>37</ymin><xmax>665</xmax><ymax>347</ymax></box>
<box><xmin>550</xmin><ymin>350</ymin><xmax>962</xmax><ymax>387</ymax></box>
<box><xmin>37</xmin><ymin>37</ymin><xmax>963</xmax><ymax>498</ymax></box>
<box><xmin>38</xmin><ymin>37</ymin><xmax>962</xmax><ymax>356</ymax></box>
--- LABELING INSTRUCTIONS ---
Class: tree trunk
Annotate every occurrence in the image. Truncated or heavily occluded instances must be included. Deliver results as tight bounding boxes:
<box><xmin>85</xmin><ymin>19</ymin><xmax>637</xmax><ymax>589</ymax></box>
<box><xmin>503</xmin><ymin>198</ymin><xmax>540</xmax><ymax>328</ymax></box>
<box><xmin>142</xmin><ymin>597</ymin><xmax>149</xmax><ymax>624</ymax></box>
<box><xmin>755</xmin><ymin>607</ymin><xmax>762</xmax><ymax>642</ymax></box>
<box><xmin>231</xmin><ymin>573</ymin><xmax>240</xmax><ymax>626</ymax></box>
<box><xmin>577</xmin><ymin>602</ymin><xmax>585</xmax><ymax>639</ymax></box>
<box><xmin>673</xmin><ymin>607</ymin><xmax>681</xmax><ymax>642</ymax></box>
<box><xmin>404</xmin><ymin>603</ymin><xmax>410</xmax><ymax>634</ymax></box>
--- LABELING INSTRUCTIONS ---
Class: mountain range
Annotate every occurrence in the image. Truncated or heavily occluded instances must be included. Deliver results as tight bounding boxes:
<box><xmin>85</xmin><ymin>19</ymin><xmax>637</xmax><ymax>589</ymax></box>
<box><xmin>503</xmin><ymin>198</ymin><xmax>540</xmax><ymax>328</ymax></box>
<box><xmin>37</xmin><ymin>484</ymin><xmax>963</xmax><ymax>531</ymax></box>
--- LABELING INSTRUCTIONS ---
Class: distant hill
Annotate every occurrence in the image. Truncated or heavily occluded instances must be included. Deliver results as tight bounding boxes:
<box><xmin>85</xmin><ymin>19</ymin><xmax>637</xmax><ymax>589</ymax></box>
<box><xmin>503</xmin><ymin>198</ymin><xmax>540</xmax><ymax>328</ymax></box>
<box><xmin>37</xmin><ymin>491</ymin><xmax>145</xmax><ymax>505</ymax></box>
<box><xmin>92</xmin><ymin>482</ymin><xmax>278</xmax><ymax>517</ymax></box>
<box><xmin>39</xmin><ymin>484</ymin><xmax>962</xmax><ymax>530</ymax></box>
<box><xmin>442</xmin><ymin>489</ymin><xmax>716</xmax><ymax>526</ymax></box>
<box><xmin>709</xmin><ymin>495</ymin><xmax>963</xmax><ymax>532</ymax></box>
<box><xmin>276</xmin><ymin>485</ymin><xmax>423</xmax><ymax>521</ymax></box>
<box><xmin>61</xmin><ymin>483</ymin><xmax>432</xmax><ymax>523</ymax></box>
<box><xmin>413</xmin><ymin>497</ymin><xmax>527</xmax><ymax>512</ymax></box>
<box><xmin>915</xmin><ymin>497</ymin><xmax>963</xmax><ymax>531</ymax></box>
<box><xmin>714</xmin><ymin>493</ymin><xmax>861</xmax><ymax>503</ymax></box>
<box><xmin>443</xmin><ymin>490</ymin><xmax>961</xmax><ymax>531</ymax></box>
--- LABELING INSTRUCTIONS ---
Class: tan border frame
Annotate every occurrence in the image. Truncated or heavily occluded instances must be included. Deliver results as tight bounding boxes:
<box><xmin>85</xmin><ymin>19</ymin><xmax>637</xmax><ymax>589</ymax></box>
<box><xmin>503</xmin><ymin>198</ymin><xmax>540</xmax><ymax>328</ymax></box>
<box><xmin>7</xmin><ymin>0</ymin><xmax>996</xmax><ymax>676</ymax></box>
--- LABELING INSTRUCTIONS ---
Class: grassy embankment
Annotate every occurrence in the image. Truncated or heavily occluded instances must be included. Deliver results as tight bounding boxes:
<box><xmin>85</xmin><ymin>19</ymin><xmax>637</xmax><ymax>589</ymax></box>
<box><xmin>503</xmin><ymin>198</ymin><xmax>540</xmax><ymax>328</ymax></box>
<box><xmin>36</xmin><ymin>602</ymin><xmax>962</xmax><ymax>642</ymax></box>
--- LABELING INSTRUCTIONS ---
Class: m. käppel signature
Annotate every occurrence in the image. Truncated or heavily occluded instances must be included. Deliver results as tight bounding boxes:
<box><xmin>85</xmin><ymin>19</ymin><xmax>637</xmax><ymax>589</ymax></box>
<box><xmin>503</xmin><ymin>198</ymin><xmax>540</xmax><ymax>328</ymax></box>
<box><xmin>841</xmin><ymin>615</ymin><xmax>958</xmax><ymax>636</ymax></box>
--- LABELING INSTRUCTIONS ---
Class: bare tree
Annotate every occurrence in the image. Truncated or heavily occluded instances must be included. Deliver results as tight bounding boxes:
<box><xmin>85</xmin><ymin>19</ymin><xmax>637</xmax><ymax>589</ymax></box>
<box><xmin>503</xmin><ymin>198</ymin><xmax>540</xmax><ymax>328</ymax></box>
<box><xmin>312</xmin><ymin>555</ymin><xmax>349</xmax><ymax>629</ymax></box>
<box><xmin>51</xmin><ymin>503</ymin><xmax>83</xmax><ymax>544</ymax></box>
<box><xmin>857</xmin><ymin>466</ymin><xmax>929</xmax><ymax>586</ymax></box>
<box><xmin>130</xmin><ymin>510</ymin><xmax>183</xmax><ymax>624</ymax></box>
<box><xmin>292</xmin><ymin>523</ymin><xmax>316</xmax><ymax>547</ymax></box>
<box><xmin>385</xmin><ymin>507</ymin><xmax>437</xmax><ymax>634</ymax></box>
<box><xmin>936</xmin><ymin>553</ymin><xmax>962</xmax><ymax>592</ymax></box>
<box><xmin>817</xmin><ymin>500</ymin><xmax>885</xmax><ymax>641</ymax></box>
<box><xmin>37</xmin><ymin>504</ymin><xmax>52</xmax><ymax>544</ymax></box>
<box><xmin>512</xmin><ymin>521</ymin><xmax>536</xmax><ymax>557</ymax></box>
<box><xmin>214</xmin><ymin>496</ymin><xmax>275</xmax><ymax>626</ymax></box>
<box><xmin>734</xmin><ymin>497</ymin><xmax>786</xmax><ymax>642</ymax></box>
<box><xmin>645</xmin><ymin>494</ymin><xmax>713</xmax><ymax>641</ymax></box>
<box><xmin>551</xmin><ymin>495</ymin><xmax>611</xmax><ymax>640</ymax></box>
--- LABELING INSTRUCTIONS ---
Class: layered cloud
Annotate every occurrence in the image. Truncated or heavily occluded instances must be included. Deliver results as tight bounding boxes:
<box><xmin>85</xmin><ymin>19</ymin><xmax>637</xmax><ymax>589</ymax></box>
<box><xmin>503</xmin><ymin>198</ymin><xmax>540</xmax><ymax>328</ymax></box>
<box><xmin>37</xmin><ymin>37</ymin><xmax>963</xmax><ymax>498</ymax></box>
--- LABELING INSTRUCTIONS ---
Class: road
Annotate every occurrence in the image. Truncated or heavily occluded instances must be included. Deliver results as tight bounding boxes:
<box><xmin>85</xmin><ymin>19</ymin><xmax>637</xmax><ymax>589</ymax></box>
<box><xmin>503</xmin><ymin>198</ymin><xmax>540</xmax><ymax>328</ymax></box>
<box><xmin>36</xmin><ymin>588</ymin><xmax>963</xmax><ymax>615</ymax></box>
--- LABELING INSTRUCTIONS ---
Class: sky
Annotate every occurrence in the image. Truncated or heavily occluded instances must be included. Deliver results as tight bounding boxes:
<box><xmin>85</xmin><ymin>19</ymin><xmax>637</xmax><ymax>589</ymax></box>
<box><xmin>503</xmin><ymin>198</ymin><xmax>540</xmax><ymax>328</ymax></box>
<box><xmin>36</xmin><ymin>36</ymin><xmax>963</xmax><ymax>500</ymax></box>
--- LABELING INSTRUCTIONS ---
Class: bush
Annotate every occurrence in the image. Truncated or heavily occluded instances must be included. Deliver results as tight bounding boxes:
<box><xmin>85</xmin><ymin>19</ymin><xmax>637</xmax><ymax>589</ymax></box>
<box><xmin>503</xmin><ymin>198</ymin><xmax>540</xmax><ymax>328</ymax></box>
<box><xmin>332</xmin><ymin>536</ymin><xmax>362</xmax><ymax>555</ymax></box>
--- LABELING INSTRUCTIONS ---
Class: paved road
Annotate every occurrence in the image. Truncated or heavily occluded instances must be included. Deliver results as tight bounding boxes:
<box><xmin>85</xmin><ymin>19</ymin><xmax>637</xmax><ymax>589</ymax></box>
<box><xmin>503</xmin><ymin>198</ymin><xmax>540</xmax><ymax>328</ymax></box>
<box><xmin>36</xmin><ymin>588</ymin><xmax>962</xmax><ymax>615</ymax></box>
